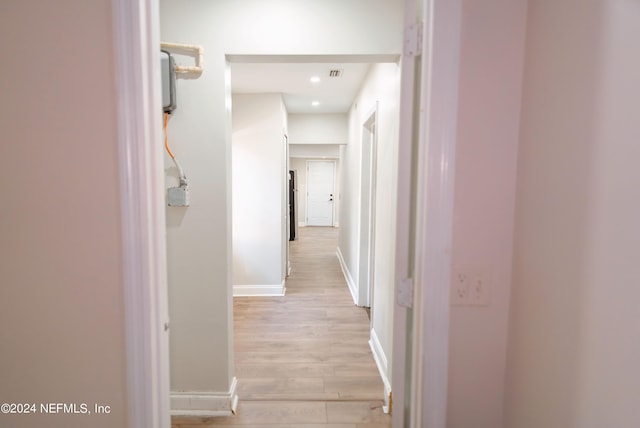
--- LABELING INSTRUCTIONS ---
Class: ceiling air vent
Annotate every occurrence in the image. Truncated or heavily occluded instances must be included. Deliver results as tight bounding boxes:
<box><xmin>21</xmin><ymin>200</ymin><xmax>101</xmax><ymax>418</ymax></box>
<box><xmin>328</xmin><ymin>69</ymin><xmax>343</xmax><ymax>77</ymax></box>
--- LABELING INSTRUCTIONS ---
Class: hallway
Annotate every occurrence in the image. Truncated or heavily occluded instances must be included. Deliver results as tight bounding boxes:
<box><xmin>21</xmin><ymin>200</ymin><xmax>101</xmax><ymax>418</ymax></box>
<box><xmin>171</xmin><ymin>227</ymin><xmax>390</xmax><ymax>427</ymax></box>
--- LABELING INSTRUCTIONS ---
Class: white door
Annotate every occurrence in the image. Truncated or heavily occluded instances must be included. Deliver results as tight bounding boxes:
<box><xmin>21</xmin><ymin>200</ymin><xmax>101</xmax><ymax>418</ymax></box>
<box><xmin>306</xmin><ymin>160</ymin><xmax>335</xmax><ymax>226</ymax></box>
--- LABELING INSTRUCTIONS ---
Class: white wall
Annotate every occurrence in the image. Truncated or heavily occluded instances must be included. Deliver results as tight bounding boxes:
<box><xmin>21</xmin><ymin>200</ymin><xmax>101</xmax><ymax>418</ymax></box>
<box><xmin>446</xmin><ymin>1</ymin><xmax>527</xmax><ymax>428</ymax></box>
<box><xmin>159</xmin><ymin>0</ymin><xmax>403</xmax><ymax>399</ymax></box>
<box><xmin>504</xmin><ymin>2</ymin><xmax>640</xmax><ymax>427</ymax></box>
<box><xmin>288</xmin><ymin>113</ymin><xmax>348</xmax><ymax>144</ymax></box>
<box><xmin>338</xmin><ymin>62</ymin><xmax>401</xmax><ymax>392</ymax></box>
<box><xmin>289</xmin><ymin>143</ymin><xmax>340</xmax><ymax>158</ymax></box>
<box><xmin>0</xmin><ymin>1</ymin><xmax>127</xmax><ymax>427</ymax></box>
<box><xmin>232</xmin><ymin>94</ymin><xmax>287</xmax><ymax>291</ymax></box>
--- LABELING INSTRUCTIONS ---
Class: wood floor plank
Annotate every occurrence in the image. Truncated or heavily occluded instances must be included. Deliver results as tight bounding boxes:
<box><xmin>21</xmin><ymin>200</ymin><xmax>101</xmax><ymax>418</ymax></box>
<box><xmin>323</xmin><ymin>376</ymin><xmax>385</xmax><ymax>400</ymax></box>
<box><xmin>332</xmin><ymin>363</ymin><xmax>380</xmax><ymax>377</ymax></box>
<box><xmin>356</xmin><ymin>425</ymin><xmax>395</xmax><ymax>428</ymax></box>
<box><xmin>179</xmin><ymin>425</ymin><xmax>357</xmax><ymax>428</ymax></box>
<box><xmin>235</xmin><ymin>363</ymin><xmax>335</xmax><ymax>378</ymax></box>
<box><xmin>326</xmin><ymin>402</ymin><xmax>390</xmax><ymax>424</ymax></box>
<box><xmin>238</xmin><ymin>377</ymin><xmax>326</xmax><ymax>397</ymax></box>
<box><xmin>201</xmin><ymin>401</ymin><xmax>327</xmax><ymax>425</ymax></box>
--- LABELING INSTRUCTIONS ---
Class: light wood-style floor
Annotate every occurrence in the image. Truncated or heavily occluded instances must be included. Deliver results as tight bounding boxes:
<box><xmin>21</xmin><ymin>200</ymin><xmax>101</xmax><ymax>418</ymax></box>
<box><xmin>171</xmin><ymin>226</ymin><xmax>390</xmax><ymax>428</ymax></box>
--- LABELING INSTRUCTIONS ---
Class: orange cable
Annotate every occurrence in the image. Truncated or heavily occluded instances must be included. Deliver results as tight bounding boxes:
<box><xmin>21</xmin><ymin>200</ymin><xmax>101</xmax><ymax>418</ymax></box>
<box><xmin>164</xmin><ymin>112</ymin><xmax>176</xmax><ymax>159</ymax></box>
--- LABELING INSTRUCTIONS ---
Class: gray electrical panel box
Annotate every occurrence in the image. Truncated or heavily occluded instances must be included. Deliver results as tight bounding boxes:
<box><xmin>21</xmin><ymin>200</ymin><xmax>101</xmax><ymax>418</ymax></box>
<box><xmin>160</xmin><ymin>50</ymin><xmax>176</xmax><ymax>113</ymax></box>
<box><xmin>167</xmin><ymin>186</ymin><xmax>189</xmax><ymax>207</ymax></box>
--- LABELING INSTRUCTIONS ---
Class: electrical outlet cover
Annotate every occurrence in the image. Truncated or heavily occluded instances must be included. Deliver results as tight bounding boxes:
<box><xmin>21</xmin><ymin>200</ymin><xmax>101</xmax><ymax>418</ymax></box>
<box><xmin>451</xmin><ymin>266</ymin><xmax>491</xmax><ymax>307</ymax></box>
<box><xmin>468</xmin><ymin>271</ymin><xmax>490</xmax><ymax>306</ymax></box>
<box><xmin>451</xmin><ymin>269</ymin><xmax>470</xmax><ymax>306</ymax></box>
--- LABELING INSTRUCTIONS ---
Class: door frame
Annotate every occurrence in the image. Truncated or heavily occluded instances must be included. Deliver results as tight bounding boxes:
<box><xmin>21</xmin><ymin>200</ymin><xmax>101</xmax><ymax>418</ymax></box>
<box><xmin>391</xmin><ymin>0</ymin><xmax>462</xmax><ymax>426</ymax></box>
<box><xmin>111</xmin><ymin>0</ymin><xmax>171</xmax><ymax>427</ymax></box>
<box><xmin>112</xmin><ymin>0</ymin><xmax>461</xmax><ymax>427</ymax></box>
<box><xmin>305</xmin><ymin>159</ymin><xmax>337</xmax><ymax>227</ymax></box>
<box><xmin>358</xmin><ymin>105</ymin><xmax>379</xmax><ymax>308</ymax></box>
<box><xmin>284</xmin><ymin>134</ymin><xmax>290</xmax><ymax>277</ymax></box>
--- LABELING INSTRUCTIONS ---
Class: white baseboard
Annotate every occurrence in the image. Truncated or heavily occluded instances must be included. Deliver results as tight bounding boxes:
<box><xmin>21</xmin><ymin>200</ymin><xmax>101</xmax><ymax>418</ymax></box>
<box><xmin>233</xmin><ymin>280</ymin><xmax>286</xmax><ymax>297</ymax></box>
<box><xmin>336</xmin><ymin>247</ymin><xmax>358</xmax><ymax>305</ymax></box>
<box><xmin>171</xmin><ymin>377</ymin><xmax>238</xmax><ymax>416</ymax></box>
<box><xmin>298</xmin><ymin>221</ymin><xmax>307</xmax><ymax>227</ymax></box>
<box><xmin>369</xmin><ymin>328</ymin><xmax>392</xmax><ymax>413</ymax></box>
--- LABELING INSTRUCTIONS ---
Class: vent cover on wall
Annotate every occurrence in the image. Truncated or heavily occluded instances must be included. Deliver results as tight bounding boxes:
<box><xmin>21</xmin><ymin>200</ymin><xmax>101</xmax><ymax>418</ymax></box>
<box><xmin>328</xmin><ymin>69</ymin><xmax>343</xmax><ymax>77</ymax></box>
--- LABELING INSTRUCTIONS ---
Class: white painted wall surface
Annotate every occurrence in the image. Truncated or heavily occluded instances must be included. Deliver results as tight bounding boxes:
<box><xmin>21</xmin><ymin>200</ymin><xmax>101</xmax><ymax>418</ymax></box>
<box><xmin>289</xmin><ymin>143</ymin><xmax>340</xmax><ymax>158</ymax></box>
<box><xmin>446</xmin><ymin>1</ymin><xmax>527</xmax><ymax>428</ymax></box>
<box><xmin>505</xmin><ymin>2</ymin><xmax>640</xmax><ymax>427</ymax></box>
<box><xmin>0</xmin><ymin>1</ymin><xmax>127</xmax><ymax>426</ymax></box>
<box><xmin>159</xmin><ymin>0</ymin><xmax>402</xmax><ymax>398</ymax></box>
<box><xmin>288</xmin><ymin>113</ymin><xmax>348</xmax><ymax>144</ymax></box>
<box><xmin>338</xmin><ymin>62</ymin><xmax>401</xmax><ymax>386</ymax></box>
<box><xmin>232</xmin><ymin>94</ymin><xmax>287</xmax><ymax>289</ymax></box>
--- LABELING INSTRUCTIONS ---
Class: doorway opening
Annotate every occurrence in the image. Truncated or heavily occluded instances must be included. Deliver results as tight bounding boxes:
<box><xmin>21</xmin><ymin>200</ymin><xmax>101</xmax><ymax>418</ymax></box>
<box><xmin>114</xmin><ymin>1</ymin><xmax>462</xmax><ymax>425</ymax></box>
<box><xmin>306</xmin><ymin>159</ymin><xmax>336</xmax><ymax>227</ymax></box>
<box><xmin>228</xmin><ymin>58</ymin><xmax>396</xmax><ymax>415</ymax></box>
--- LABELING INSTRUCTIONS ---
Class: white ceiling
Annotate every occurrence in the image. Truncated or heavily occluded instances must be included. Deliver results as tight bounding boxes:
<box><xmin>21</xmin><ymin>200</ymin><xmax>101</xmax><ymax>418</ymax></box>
<box><xmin>230</xmin><ymin>62</ymin><xmax>371</xmax><ymax>114</ymax></box>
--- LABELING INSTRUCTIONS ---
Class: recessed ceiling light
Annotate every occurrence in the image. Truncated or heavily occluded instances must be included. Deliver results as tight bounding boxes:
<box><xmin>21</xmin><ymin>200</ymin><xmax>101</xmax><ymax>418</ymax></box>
<box><xmin>311</xmin><ymin>101</ymin><xmax>320</xmax><ymax>106</ymax></box>
<box><xmin>310</xmin><ymin>76</ymin><xmax>320</xmax><ymax>83</ymax></box>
